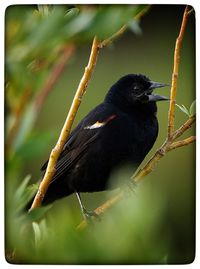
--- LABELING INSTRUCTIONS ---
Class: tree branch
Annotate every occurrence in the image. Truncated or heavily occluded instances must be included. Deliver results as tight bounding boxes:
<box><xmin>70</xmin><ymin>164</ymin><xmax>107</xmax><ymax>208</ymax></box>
<box><xmin>167</xmin><ymin>6</ymin><xmax>190</xmax><ymax>139</ymax></box>
<box><xmin>30</xmin><ymin>37</ymin><xmax>100</xmax><ymax>210</ymax></box>
<box><xmin>168</xmin><ymin>136</ymin><xmax>196</xmax><ymax>151</ymax></box>
<box><xmin>172</xmin><ymin>115</ymin><xmax>196</xmax><ymax>140</ymax></box>
<box><xmin>100</xmin><ymin>5</ymin><xmax>151</xmax><ymax>48</ymax></box>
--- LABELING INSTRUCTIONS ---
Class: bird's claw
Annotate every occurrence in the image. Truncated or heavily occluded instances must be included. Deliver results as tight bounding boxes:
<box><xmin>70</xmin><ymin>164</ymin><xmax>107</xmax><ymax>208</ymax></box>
<box><xmin>82</xmin><ymin>208</ymin><xmax>101</xmax><ymax>222</ymax></box>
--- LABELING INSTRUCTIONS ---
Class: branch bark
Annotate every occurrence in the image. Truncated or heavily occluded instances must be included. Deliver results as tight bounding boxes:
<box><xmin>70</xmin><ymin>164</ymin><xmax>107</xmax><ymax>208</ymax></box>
<box><xmin>30</xmin><ymin>37</ymin><xmax>100</xmax><ymax>210</ymax></box>
<box><xmin>172</xmin><ymin>115</ymin><xmax>196</xmax><ymax>140</ymax></box>
<box><xmin>168</xmin><ymin>136</ymin><xmax>196</xmax><ymax>151</ymax></box>
<box><xmin>167</xmin><ymin>5</ymin><xmax>190</xmax><ymax>139</ymax></box>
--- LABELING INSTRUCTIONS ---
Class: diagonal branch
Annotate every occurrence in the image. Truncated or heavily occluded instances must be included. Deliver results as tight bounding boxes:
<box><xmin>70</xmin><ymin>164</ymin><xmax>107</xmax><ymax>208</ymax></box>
<box><xmin>172</xmin><ymin>115</ymin><xmax>196</xmax><ymax>140</ymax></box>
<box><xmin>30</xmin><ymin>37</ymin><xmax>100</xmax><ymax>210</ymax></box>
<box><xmin>100</xmin><ymin>5</ymin><xmax>151</xmax><ymax>48</ymax></box>
<box><xmin>168</xmin><ymin>136</ymin><xmax>196</xmax><ymax>151</ymax></box>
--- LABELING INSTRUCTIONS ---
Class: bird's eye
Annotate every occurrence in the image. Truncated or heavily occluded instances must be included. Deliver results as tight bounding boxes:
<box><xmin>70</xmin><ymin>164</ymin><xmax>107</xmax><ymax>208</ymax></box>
<box><xmin>133</xmin><ymin>85</ymin><xmax>140</xmax><ymax>92</ymax></box>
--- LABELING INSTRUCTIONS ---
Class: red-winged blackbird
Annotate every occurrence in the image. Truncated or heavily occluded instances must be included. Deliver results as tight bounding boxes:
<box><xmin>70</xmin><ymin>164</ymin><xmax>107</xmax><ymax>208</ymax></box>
<box><xmin>41</xmin><ymin>74</ymin><xmax>168</xmax><ymax>217</ymax></box>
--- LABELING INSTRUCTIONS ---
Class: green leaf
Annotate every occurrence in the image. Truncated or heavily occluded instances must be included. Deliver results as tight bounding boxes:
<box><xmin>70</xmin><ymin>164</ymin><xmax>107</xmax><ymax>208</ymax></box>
<box><xmin>14</xmin><ymin>174</ymin><xmax>32</xmax><ymax>200</ymax></box>
<box><xmin>14</xmin><ymin>175</ymin><xmax>38</xmax><ymax>212</ymax></box>
<box><xmin>27</xmin><ymin>205</ymin><xmax>52</xmax><ymax>222</ymax></box>
<box><xmin>64</xmin><ymin>7</ymin><xmax>80</xmax><ymax>19</ymax></box>
<box><xmin>37</xmin><ymin>5</ymin><xmax>54</xmax><ymax>16</ymax></box>
<box><xmin>62</xmin><ymin>9</ymin><xmax>96</xmax><ymax>39</ymax></box>
<box><xmin>32</xmin><ymin>219</ymin><xmax>48</xmax><ymax>247</ymax></box>
<box><xmin>32</xmin><ymin>222</ymin><xmax>42</xmax><ymax>246</ymax></box>
<box><xmin>189</xmin><ymin>100</ymin><xmax>196</xmax><ymax>117</ymax></box>
<box><xmin>62</xmin><ymin>5</ymin><xmax>144</xmax><ymax>41</ymax></box>
<box><xmin>27</xmin><ymin>6</ymin><xmax>66</xmax><ymax>52</ymax></box>
<box><xmin>176</xmin><ymin>104</ymin><xmax>190</xmax><ymax>117</ymax></box>
<box><xmin>84</xmin><ymin>6</ymin><xmax>139</xmax><ymax>40</ymax></box>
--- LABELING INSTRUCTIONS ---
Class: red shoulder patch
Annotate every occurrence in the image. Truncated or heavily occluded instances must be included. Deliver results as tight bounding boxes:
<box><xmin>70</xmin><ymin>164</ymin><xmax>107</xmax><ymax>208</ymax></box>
<box><xmin>104</xmin><ymin>114</ymin><xmax>117</xmax><ymax>123</ymax></box>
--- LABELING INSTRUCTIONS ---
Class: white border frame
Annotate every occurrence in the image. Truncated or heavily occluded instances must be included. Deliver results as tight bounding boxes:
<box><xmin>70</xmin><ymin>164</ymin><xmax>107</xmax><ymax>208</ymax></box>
<box><xmin>1</xmin><ymin>1</ymin><xmax>199</xmax><ymax>268</ymax></box>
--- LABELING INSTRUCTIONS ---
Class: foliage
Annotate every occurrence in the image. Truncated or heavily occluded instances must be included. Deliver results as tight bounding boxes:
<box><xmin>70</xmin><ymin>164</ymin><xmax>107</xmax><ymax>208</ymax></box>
<box><xmin>6</xmin><ymin>4</ymin><xmax>143</xmax><ymax>102</ymax></box>
<box><xmin>5</xmin><ymin>4</ymin><xmax>145</xmax><ymax>157</ymax></box>
<box><xmin>6</xmin><ymin>175</ymin><xmax>171</xmax><ymax>264</ymax></box>
<box><xmin>176</xmin><ymin>100</ymin><xmax>196</xmax><ymax>117</ymax></box>
<box><xmin>5</xmin><ymin>4</ymin><xmax>195</xmax><ymax>265</ymax></box>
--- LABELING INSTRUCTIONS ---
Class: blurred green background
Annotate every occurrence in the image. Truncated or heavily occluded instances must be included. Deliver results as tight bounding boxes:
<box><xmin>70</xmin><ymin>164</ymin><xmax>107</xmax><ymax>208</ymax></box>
<box><xmin>5</xmin><ymin>4</ymin><xmax>195</xmax><ymax>264</ymax></box>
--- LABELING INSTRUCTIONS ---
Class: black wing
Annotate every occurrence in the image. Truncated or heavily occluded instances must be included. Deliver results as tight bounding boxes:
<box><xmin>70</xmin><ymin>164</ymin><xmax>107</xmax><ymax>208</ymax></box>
<box><xmin>41</xmin><ymin>103</ymin><xmax>117</xmax><ymax>182</ymax></box>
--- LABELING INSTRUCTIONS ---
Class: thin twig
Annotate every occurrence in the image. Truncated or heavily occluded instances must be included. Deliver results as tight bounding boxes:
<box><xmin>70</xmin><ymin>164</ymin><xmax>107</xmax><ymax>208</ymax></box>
<box><xmin>172</xmin><ymin>115</ymin><xmax>196</xmax><ymax>140</ymax></box>
<box><xmin>167</xmin><ymin>6</ymin><xmax>190</xmax><ymax>139</ymax></box>
<box><xmin>133</xmin><ymin>144</ymin><xmax>168</xmax><ymax>182</ymax></box>
<box><xmin>100</xmin><ymin>25</ymin><xmax>127</xmax><ymax>48</ymax></box>
<box><xmin>30</xmin><ymin>37</ymin><xmax>100</xmax><ymax>210</ymax></box>
<box><xmin>168</xmin><ymin>136</ymin><xmax>196</xmax><ymax>151</ymax></box>
<box><xmin>100</xmin><ymin>5</ymin><xmax>151</xmax><ymax>48</ymax></box>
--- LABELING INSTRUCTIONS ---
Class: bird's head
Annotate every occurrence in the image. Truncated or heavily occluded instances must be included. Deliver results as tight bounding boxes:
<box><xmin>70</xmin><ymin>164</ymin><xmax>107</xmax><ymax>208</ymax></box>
<box><xmin>105</xmin><ymin>74</ymin><xmax>169</xmax><ymax>112</ymax></box>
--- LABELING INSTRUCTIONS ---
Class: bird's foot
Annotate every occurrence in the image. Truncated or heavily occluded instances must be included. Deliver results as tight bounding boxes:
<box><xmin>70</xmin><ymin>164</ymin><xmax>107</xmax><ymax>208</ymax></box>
<box><xmin>75</xmin><ymin>192</ymin><xmax>101</xmax><ymax>222</ymax></box>
<box><xmin>82</xmin><ymin>207</ymin><xmax>101</xmax><ymax>222</ymax></box>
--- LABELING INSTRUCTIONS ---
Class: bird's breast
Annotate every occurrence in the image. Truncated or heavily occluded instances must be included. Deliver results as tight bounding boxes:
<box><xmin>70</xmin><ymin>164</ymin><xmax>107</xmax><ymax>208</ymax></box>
<box><xmin>130</xmin><ymin>114</ymin><xmax>158</xmax><ymax>162</ymax></box>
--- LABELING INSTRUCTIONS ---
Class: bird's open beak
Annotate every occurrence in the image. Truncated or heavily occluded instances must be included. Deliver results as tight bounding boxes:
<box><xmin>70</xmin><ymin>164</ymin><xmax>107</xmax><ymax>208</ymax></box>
<box><xmin>149</xmin><ymin>81</ymin><xmax>169</xmax><ymax>90</ymax></box>
<box><xmin>148</xmin><ymin>94</ymin><xmax>169</xmax><ymax>102</ymax></box>
<box><xmin>148</xmin><ymin>81</ymin><xmax>170</xmax><ymax>102</ymax></box>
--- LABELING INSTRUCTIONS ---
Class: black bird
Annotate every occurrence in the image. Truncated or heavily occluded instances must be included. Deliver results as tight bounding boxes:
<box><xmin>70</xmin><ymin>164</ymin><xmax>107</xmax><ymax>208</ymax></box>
<box><xmin>41</xmin><ymin>74</ymin><xmax>168</xmax><ymax>217</ymax></box>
